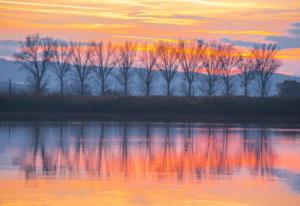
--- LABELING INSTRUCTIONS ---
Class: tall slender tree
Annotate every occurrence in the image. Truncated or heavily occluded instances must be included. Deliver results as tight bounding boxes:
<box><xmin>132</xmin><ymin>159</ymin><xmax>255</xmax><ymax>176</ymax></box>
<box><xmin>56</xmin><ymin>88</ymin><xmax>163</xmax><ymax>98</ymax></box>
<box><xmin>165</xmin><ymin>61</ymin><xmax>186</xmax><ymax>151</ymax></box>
<box><xmin>251</xmin><ymin>44</ymin><xmax>281</xmax><ymax>97</ymax></box>
<box><xmin>237</xmin><ymin>56</ymin><xmax>255</xmax><ymax>96</ymax></box>
<box><xmin>14</xmin><ymin>34</ymin><xmax>54</xmax><ymax>94</ymax></box>
<box><xmin>114</xmin><ymin>42</ymin><xmax>137</xmax><ymax>96</ymax></box>
<box><xmin>50</xmin><ymin>41</ymin><xmax>72</xmax><ymax>95</ymax></box>
<box><xmin>138</xmin><ymin>43</ymin><xmax>159</xmax><ymax>96</ymax></box>
<box><xmin>91</xmin><ymin>41</ymin><xmax>116</xmax><ymax>95</ymax></box>
<box><xmin>178</xmin><ymin>40</ymin><xmax>206</xmax><ymax>96</ymax></box>
<box><xmin>156</xmin><ymin>41</ymin><xmax>179</xmax><ymax>96</ymax></box>
<box><xmin>70</xmin><ymin>41</ymin><xmax>93</xmax><ymax>95</ymax></box>
<box><xmin>201</xmin><ymin>41</ymin><xmax>223</xmax><ymax>96</ymax></box>
<box><xmin>219</xmin><ymin>44</ymin><xmax>240</xmax><ymax>96</ymax></box>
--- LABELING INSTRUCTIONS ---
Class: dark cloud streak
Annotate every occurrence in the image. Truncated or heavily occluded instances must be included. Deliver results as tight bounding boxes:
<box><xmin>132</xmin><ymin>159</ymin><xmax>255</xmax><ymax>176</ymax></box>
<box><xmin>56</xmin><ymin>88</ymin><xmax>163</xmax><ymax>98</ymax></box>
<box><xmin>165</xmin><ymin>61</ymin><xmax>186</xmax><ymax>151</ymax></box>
<box><xmin>221</xmin><ymin>38</ymin><xmax>258</xmax><ymax>48</ymax></box>
<box><xmin>265</xmin><ymin>22</ymin><xmax>300</xmax><ymax>49</ymax></box>
<box><xmin>221</xmin><ymin>22</ymin><xmax>300</xmax><ymax>49</ymax></box>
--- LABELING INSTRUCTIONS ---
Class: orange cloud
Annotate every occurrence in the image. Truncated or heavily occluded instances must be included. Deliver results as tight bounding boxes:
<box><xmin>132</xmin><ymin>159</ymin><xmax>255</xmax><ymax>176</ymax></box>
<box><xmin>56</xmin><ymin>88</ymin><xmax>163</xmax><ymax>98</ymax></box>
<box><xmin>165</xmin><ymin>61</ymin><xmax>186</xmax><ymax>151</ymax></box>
<box><xmin>0</xmin><ymin>0</ymin><xmax>299</xmax><ymax>75</ymax></box>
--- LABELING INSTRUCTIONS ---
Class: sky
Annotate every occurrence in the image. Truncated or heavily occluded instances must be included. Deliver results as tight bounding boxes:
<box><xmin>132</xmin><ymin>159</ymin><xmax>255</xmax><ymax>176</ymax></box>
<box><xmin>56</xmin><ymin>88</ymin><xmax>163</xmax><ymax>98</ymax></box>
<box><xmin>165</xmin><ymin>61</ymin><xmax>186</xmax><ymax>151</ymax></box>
<box><xmin>0</xmin><ymin>0</ymin><xmax>300</xmax><ymax>75</ymax></box>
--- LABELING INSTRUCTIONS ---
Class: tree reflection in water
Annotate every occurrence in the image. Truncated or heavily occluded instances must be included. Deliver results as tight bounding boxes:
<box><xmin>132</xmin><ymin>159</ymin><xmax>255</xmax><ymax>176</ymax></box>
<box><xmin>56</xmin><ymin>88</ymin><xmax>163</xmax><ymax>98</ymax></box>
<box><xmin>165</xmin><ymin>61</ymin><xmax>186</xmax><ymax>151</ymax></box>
<box><xmin>0</xmin><ymin>122</ymin><xmax>283</xmax><ymax>181</ymax></box>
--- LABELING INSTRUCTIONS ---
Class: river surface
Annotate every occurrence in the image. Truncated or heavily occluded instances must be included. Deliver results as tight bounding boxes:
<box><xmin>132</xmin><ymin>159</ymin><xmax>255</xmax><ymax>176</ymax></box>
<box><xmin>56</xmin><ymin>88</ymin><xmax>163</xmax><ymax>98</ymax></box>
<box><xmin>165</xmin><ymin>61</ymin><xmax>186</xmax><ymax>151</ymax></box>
<box><xmin>0</xmin><ymin>121</ymin><xmax>300</xmax><ymax>205</ymax></box>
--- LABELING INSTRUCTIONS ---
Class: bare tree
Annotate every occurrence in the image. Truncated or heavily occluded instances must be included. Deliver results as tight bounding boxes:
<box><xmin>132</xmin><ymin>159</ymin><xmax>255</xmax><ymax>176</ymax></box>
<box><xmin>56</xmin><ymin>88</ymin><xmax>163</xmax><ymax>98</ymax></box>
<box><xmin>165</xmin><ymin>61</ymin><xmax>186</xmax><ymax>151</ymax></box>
<box><xmin>91</xmin><ymin>41</ymin><xmax>116</xmax><ymax>95</ymax></box>
<box><xmin>251</xmin><ymin>44</ymin><xmax>281</xmax><ymax>97</ymax></box>
<box><xmin>219</xmin><ymin>44</ymin><xmax>240</xmax><ymax>96</ymax></box>
<box><xmin>138</xmin><ymin>43</ymin><xmax>159</xmax><ymax>96</ymax></box>
<box><xmin>178</xmin><ymin>40</ymin><xmax>206</xmax><ymax>96</ymax></box>
<box><xmin>114</xmin><ymin>42</ymin><xmax>137</xmax><ymax>96</ymax></box>
<box><xmin>201</xmin><ymin>41</ymin><xmax>223</xmax><ymax>96</ymax></box>
<box><xmin>14</xmin><ymin>34</ymin><xmax>53</xmax><ymax>94</ymax></box>
<box><xmin>237</xmin><ymin>56</ymin><xmax>255</xmax><ymax>96</ymax></box>
<box><xmin>50</xmin><ymin>41</ymin><xmax>72</xmax><ymax>95</ymax></box>
<box><xmin>70</xmin><ymin>41</ymin><xmax>93</xmax><ymax>95</ymax></box>
<box><xmin>156</xmin><ymin>41</ymin><xmax>179</xmax><ymax>96</ymax></box>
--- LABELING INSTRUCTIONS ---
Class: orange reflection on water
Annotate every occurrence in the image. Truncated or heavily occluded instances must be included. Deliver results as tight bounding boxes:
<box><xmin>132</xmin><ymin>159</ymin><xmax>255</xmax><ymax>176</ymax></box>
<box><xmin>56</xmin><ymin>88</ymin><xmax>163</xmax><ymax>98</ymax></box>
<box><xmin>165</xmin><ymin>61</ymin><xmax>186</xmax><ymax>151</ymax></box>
<box><xmin>1</xmin><ymin>177</ymin><xmax>300</xmax><ymax>206</ymax></box>
<box><xmin>0</xmin><ymin>122</ymin><xmax>300</xmax><ymax>205</ymax></box>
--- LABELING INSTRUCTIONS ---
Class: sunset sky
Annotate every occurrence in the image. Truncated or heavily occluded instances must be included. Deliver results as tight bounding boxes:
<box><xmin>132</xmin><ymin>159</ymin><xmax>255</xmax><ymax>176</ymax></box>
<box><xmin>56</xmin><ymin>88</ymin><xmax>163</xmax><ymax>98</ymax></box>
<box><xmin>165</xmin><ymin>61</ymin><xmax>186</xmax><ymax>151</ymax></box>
<box><xmin>0</xmin><ymin>0</ymin><xmax>299</xmax><ymax>75</ymax></box>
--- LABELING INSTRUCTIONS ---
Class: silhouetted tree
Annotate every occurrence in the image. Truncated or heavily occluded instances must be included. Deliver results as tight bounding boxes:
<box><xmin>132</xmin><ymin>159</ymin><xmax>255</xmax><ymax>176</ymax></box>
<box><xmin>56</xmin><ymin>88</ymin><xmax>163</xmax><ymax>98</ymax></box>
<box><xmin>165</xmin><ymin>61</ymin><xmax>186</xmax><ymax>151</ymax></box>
<box><xmin>138</xmin><ymin>43</ymin><xmax>159</xmax><ymax>96</ymax></box>
<box><xmin>277</xmin><ymin>80</ymin><xmax>300</xmax><ymax>97</ymax></box>
<box><xmin>219</xmin><ymin>44</ymin><xmax>239</xmax><ymax>96</ymax></box>
<box><xmin>114</xmin><ymin>42</ymin><xmax>137</xmax><ymax>96</ymax></box>
<box><xmin>70</xmin><ymin>41</ymin><xmax>93</xmax><ymax>95</ymax></box>
<box><xmin>252</xmin><ymin>44</ymin><xmax>281</xmax><ymax>97</ymax></box>
<box><xmin>201</xmin><ymin>41</ymin><xmax>223</xmax><ymax>96</ymax></box>
<box><xmin>8</xmin><ymin>79</ymin><xmax>12</xmax><ymax>94</ymax></box>
<box><xmin>91</xmin><ymin>41</ymin><xmax>116</xmax><ymax>95</ymax></box>
<box><xmin>14</xmin><ymin>34</ymin><xmax>54</xmax><ymax>94</ymax></box>
<box><xmin>50</xmin><ymin>41</ymin><xmax>72</xmax><ymax>95</ymax></box>
<box><xmin>237</xmin><ymin>56</ymin><xmax>255</xmax><ymax>96</ymax></box>
<box><xmin>178</xmin><ymin>40</ymin><xmax>206</xmax><ymax>96</ymax></box>
<box><xmin>156</xmin><ymin>41</ymin><xmax>179</xmax><ymax>96</ymax></box>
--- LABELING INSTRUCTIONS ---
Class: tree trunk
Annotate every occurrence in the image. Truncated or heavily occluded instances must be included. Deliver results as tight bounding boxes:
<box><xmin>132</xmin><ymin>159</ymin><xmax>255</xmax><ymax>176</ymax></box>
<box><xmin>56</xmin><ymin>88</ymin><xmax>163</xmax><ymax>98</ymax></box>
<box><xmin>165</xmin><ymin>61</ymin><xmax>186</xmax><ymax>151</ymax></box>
<box><xmin>101</xmin><ymin>79</ymin><xmax>105</xmax><ymax>96</ymax></box>
<box><xmin>225</xmin><ymin>78</ymin><xmax>230</xmax><ymax>96</ymax></box>
<box><xmin>60</xmin><ymin>79</ymin><xmax>64</xmax><ymax>95</ymax></box>
<box><xmin>208</xmin><ymin>78</ymin><xmax>212</xmax><ymax>97</ymax></box>
<box><xmin>124</xmin><ymin>80</ymin><xmax>127</xmax><ymax>96</ymax></box>
<box><xmin>188</xmin><ymin>82</ymin><xmax>192</xmax><ymax>97</ymax></box>
<box><xmin>225</xmin><ymin>84</ymin><xmax>229</xmax><ymax>96</ymax></box>
<box><xmin>36</xmin><ymin>79</ymin><xmax>41</xmax><ymax>95</ymax></box>
<box><xmin>244</xmin><ymin>84</ymin><xmax>248</xmax><ymax>97</ymax></box>
<box><xmin>80</xmin><ymin>80</ymin><xmax>84</xmax><ymax>95</ymax></box>
<box><xmin>261</xmin><ymin>82</ymin><xmax>266</xmax><ymax>97</ymax></box>
<box><xmin>208</xmin><ymin>84</ymin><xmax>212</xmax><ymax>97</ymax></box>
<box><xmin>146</xmin><ymin>83</ymin><xmax>150</xmax><ymax>96</ymax></box>
<box><xmin>8</xmin><ymin>79</ymin><xmax>12</xmax><ymax>94</ymax></box>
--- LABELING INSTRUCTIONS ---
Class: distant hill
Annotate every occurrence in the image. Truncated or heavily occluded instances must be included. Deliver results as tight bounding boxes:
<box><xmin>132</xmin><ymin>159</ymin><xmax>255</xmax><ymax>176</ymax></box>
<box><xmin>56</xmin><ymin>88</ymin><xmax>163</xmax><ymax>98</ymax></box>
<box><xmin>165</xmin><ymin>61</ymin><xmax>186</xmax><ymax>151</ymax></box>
<box><xmin>0</xmin><ymin>81</ymin><xmax>30</xmax><ymax>93</ymax></box>
<box><xmin>1</xmin><ymin>59</ymin><xmax>299</xmax><ymax>96</ymax></box>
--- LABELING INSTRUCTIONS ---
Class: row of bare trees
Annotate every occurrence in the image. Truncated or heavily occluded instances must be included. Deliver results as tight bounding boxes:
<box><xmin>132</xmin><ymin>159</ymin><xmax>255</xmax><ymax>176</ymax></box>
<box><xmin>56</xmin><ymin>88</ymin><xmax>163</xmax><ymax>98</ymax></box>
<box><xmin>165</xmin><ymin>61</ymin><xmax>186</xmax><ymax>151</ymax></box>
<box><xmin>14</xmin><ymin>34</ymin><xmax>281</xmax><ymax>97</ymax></box>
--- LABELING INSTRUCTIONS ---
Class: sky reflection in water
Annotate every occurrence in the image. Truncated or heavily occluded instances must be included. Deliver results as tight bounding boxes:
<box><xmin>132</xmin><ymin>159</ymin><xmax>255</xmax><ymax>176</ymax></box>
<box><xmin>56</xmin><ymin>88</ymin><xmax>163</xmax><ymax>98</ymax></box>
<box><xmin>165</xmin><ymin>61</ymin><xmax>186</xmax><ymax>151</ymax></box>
<box><xmin>0</xmin><ymin>121</ymin><xmax>300</xmax><ymax>206</ymax></box>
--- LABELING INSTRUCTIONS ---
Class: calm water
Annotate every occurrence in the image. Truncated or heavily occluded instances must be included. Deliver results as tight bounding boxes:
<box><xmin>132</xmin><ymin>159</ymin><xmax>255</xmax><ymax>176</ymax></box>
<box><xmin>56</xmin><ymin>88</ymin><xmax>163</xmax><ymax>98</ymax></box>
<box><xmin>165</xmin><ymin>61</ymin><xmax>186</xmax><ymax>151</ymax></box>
<box><xmin>0</xmin><ymin>121</ymin><xmax>300</xmax><ymax>206</ymax></box>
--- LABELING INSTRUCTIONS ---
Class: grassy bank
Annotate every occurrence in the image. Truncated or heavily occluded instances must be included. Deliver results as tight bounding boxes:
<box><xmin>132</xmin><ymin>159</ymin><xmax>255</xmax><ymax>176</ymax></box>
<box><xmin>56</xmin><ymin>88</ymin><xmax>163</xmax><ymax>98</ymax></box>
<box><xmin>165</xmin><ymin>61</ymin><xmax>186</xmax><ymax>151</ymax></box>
<box><xmin>1</xmin><ymin>94</ymin><xmax>300</xmax><ymax>116</ymax></box>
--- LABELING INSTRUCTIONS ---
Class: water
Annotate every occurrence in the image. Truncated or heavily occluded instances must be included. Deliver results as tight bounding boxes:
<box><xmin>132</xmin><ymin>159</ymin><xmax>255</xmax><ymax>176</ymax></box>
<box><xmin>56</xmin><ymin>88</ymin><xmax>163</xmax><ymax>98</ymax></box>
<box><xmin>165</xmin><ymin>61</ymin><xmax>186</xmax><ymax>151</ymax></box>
<box><xmin>0</xmin><ymin>121</ymin><xmax>300</xmax><ymax>205</ymax></box>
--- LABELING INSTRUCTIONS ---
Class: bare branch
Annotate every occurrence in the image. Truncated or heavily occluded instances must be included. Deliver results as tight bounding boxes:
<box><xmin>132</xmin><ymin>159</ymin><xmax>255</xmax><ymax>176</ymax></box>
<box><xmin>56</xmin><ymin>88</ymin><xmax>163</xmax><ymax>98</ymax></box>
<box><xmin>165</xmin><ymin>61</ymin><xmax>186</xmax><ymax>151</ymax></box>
<box><xmin>156</xmin><ymin>41</ymin><xmax>179</xmax><ymax>96</ymax></box>
<box><xmin>237</xmin><ymin>55</ymin><xmax>255</xmax><ymax>96</ymax></box>
<box><xmin>50</xmin><ymin>41</ymin><xmax>72</xmax><ymax>95</ymax></box>
<box><xmin>70</xmin><ymin>41</ymin><xmax>93</xmax><ymax>95</ymax></box>
<box><xmin>91</xmin><ymin>41</ymin><xmax>116</xmax><ymax>95</ymax></box>
<box><xmin>178</xmin><ymin>40</ymin><xmax>206</xmax><ymax>96</ymax></box>
<box><xmin>114</xmin><ymin>42</ymin><xmax>137</xmax><ymax>96</ymax></box>
<box><xmin>14</xmin><ymin>34</ymin><xmax>54</xmax><ymax>94</ymax></box>
<box><xmin>201</xmin><ymin>41</ymin><xmax>223</xmax><ymax>96</ymax></box>
<box><xmin>251</xmin><ymin>43</ymin><xmax>281</xmax><ymax>97</ymax></box>
<box><xmin>138</xmin><ymin>43</ymin><xmax>159</xmax><ymax>96</ymax></box>
<box><xmin>219</xmin><ymin>44</ymin><xmax>239</xmax><ymax>96</ymax></box>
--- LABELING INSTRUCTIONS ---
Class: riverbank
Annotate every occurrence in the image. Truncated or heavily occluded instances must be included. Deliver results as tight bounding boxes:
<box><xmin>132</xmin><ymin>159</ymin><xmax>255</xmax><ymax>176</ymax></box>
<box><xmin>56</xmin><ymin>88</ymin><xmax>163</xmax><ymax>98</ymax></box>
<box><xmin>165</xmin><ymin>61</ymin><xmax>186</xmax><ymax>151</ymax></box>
<box><xmin>0</xmin><ymin>94</ymin><xmax>300</xmax><ymax>122</ymax></box>
<box><xmin>1</xmin><ymin>113</ymin><xmax>300</xmax><ymax>124</ymax></box>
